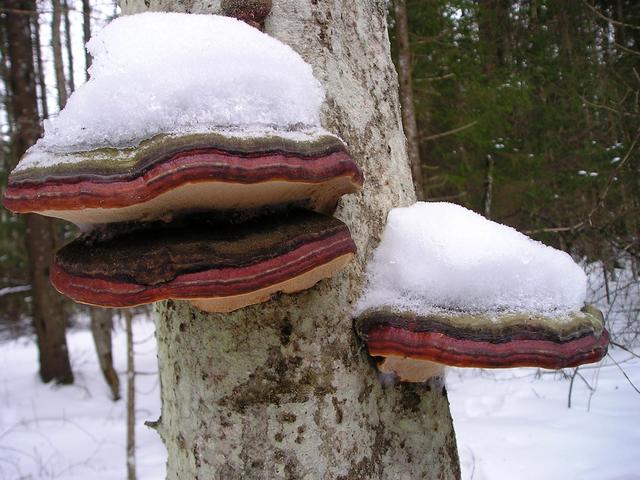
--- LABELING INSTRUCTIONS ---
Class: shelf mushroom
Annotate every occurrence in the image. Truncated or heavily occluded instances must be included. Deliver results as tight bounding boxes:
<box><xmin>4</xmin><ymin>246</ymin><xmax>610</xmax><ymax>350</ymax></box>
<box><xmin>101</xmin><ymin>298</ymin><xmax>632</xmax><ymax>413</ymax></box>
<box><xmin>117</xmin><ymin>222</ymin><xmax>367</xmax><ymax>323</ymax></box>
<box><xmin>354</xmin><ymin>202</ymin><xmax>609</xmax><ymax>383</ymax></box>
<box><xmin>51</xmin><ymin>210</ymin><xmax>356</xmax><ymax>313</ymax></box>
<box><xmin>2</xmin><ymin>14</ymin><xmax>362</xmax><ymax>225</ymax></box>
<box><xmin>3</xmin><ymin>131</ymin><xmax>363</xmax><ymax>224</ymax></box>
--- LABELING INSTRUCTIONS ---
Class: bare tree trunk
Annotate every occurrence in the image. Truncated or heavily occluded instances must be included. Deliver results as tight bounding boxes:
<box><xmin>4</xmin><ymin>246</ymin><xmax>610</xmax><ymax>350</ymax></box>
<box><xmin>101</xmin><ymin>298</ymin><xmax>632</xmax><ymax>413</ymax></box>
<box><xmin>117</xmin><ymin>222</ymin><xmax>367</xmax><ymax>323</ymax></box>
<box><xmin>124</xmin><ymin>309</ymin><xmax>137</xmax><ymax>480</ymax></box>
<box><xmin>51</xmin><ymin>0</ymin><xmax>68</xmax><ymax>109</ymax></box>
<box><xmin>62</xmin><ymin>0</ymin><xmax>76</xmax><ymax>93</ymax></box>
<box><xmin>119</xmin><ymin>1</ymin><xmax>460</xmax><ymax>477</ymax></box>
<box><xmin>393</xmin><ymin>0</ymin><xmax>424</xmax><ymax>201</ymax></box>
<box><xmin>90</xmin><ymin>307</ymin><xmax>121</xmax><ymax>400</ymax></box>
<box><xmin>82</xmin><ymin>0</ymin><xmax>92</xmax><ymax>78</ymax></box>
<box><xmin>31</xmin><ymin>6</ymin><xmax>49</xmax><ymax>120</ymax></box>
<box><xmin>4</xmin><ymin>0</ymin><xmax>74</xmax><ymax>385</ymax></box>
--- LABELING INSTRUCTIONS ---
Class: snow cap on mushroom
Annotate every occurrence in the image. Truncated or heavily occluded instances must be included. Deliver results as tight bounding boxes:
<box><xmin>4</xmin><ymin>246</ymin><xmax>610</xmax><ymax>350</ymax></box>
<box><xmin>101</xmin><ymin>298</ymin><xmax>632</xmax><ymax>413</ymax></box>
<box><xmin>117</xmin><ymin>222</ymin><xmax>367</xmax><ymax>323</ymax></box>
<box><xmin>354</xmin><ymin>202</ymin><xmax>609</xmax><ymax>382</ymax></box>
<box><xmin>3</xmin><ymin>13</ymin><xmax>363</xmax><ymax>224</ymax></box>
<box><xmin>51</xmin><ymin>210</ymin><xmax>356</xmax><ymax>313</ymax></box>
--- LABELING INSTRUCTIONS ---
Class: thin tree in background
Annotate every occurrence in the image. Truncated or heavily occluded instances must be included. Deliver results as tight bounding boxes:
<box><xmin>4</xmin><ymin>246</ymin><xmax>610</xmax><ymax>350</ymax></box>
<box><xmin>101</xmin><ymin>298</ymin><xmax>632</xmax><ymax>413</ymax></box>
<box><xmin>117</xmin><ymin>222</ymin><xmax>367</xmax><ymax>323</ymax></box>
<box><xmin>62</xmin><ymin>0</ymin><xmax>75</xmax><ymax>94</ymax></box>
<box><xmin>3</xmin><ymin>0</ymin><xmax>73</xmax><ymax>384</ymax></box>
<box><xmin>394</xmin><ymin>0</ymin><xmax>425</xmax><ymax>200</ymax></box>
<box><xmin>51</xmin><ymin>0</ymin><xmax>68</xmax><ymax>109</ymax></box>
<box><xmin>82</xmin><ymin>0</ymin><xmax>91</xmax><ymax>78</ymax></box>
<box><xmin>31</xmin><ymin>3</ymin><xmax>48</xmax><ymax>120</ymax></box>
<box><xmin>90</xmin><ymin>307</ymin><xmax>121</xmax><ymax>400</ymax></box>
<box><xmin>124</xmin><ymin>309</ymin><xmax>137</xmax><ymax>480</ymax></box>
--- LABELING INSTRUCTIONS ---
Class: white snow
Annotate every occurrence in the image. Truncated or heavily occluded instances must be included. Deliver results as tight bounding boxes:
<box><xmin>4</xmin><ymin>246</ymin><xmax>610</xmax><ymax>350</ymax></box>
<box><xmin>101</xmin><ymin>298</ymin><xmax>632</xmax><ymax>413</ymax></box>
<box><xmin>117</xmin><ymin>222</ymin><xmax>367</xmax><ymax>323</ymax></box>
<box><xmin>0</xmin><ymin>314</ymin><xmax>165</xmax><ymax>479</ymax></box>
<box><xmin>17</xmin><ymin>12</ymin><xmax>325</xmax><ymax>169</ymax></box>
<box><xmin>355</xmin><ymin>202</ymin><xmax>587</xmax><ymax>316</ymax></box>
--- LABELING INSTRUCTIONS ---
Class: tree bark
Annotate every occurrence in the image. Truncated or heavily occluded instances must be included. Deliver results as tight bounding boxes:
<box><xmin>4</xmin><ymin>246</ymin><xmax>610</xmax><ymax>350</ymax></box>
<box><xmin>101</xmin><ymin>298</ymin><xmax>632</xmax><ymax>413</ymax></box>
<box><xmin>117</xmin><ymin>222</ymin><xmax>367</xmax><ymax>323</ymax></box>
<box><xmin>82</xmin><ymin>0</ymin><xmax>92</xmax><ymax>78</ymax></box>
<box><xmin>90</xmin><ymin>307</ymin><xmax>120</xmax><ymax>400</ymax></box>
<box><xmin>51</xmin><ymin>0</ymin><xmax>68</xmax><ymax>109</ymax></box>
<box><xmin>4</xmin><ymin>0</ymin><xmax>73</xmax><ymax>384</ymax></box>
<box><xmin>119</xmin><ymin>1</ymin><xmax>460</xmax><ymax>478</ymax></box>
<box><xmin>393</xmin><ymin>0</ymin><xmax>425</xmax><ymax>201</ymax></box>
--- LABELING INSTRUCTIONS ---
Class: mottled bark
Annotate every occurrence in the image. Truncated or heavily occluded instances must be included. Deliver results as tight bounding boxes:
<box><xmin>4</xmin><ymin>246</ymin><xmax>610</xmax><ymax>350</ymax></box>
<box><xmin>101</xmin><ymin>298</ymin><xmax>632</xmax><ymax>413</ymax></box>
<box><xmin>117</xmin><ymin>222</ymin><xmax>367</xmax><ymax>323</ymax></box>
<box><xmin>51</xmin><ymin>0</ymin><xmax>68</xmax><ymax>109</ymax></box>
<box><xmin>120</xmin><ymin>1</ymin><xmax>461</xmax><ymax>478</ymax></box>
<box><xmin>90</xmin><ymin>307</ymin><xmax>120</xmax><ymax>400</ymax></box>
<box><xmin>393</xmin><ymin>0</ymin><xmax>424</xmax><ymax>201</ymax></box>
<box><xmin>82</xmin><ymin>0</ymin><xmax>91</xmax><ymax>78</ymax></box>
<box><xmin>5</xmin><ymin>0</ymin><xmax>73</xmax><ymax>384</ymax></box>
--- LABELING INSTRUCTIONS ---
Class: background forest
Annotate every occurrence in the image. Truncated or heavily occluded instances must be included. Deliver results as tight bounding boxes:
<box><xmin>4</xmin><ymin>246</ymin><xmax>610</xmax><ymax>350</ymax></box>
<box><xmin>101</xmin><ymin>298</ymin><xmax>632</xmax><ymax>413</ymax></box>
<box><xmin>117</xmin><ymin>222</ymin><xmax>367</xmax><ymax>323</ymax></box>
<box><xmin>0</xmin><ymin>1</ymin><xmax>639</xmax><ymax>479</ymax></box>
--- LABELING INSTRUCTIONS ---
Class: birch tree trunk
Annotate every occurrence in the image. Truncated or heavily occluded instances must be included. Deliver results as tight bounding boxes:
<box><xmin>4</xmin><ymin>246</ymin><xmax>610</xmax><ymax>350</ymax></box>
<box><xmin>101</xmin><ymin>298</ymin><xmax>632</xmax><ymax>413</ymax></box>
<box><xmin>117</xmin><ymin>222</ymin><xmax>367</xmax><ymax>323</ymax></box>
<box><xmin>119</xmin><ymin>1</ymin><xmax>460</xmax><ymax>477</ymax></box>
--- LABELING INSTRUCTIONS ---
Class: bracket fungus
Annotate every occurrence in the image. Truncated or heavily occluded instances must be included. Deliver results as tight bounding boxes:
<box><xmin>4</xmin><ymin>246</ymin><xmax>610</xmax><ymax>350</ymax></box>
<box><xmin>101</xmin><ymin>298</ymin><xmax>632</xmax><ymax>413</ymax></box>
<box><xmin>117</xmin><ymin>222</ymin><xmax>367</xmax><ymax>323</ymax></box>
<box><xmin>2</xmin><ymin>14</ymin><xmax>362</xmax><ymax>225</ymax></box>
<box><xmin>2</xmin><ymin>13</ymin><xmax>361</xmax><ymax>312</ymax></box>
<box><xmin>3</xmin><ymin>131</ymin><xmax>362</xmax><ymax>224</ymax></box>
<box><xmin>51</xmin><ymin>211</ymin><xmax>356</xmax><ymax>312</ymax></box>
<box><xmin>354</xmin><ymin>202</ymin><xmax>609</xmax><ymax>383</ymax></box>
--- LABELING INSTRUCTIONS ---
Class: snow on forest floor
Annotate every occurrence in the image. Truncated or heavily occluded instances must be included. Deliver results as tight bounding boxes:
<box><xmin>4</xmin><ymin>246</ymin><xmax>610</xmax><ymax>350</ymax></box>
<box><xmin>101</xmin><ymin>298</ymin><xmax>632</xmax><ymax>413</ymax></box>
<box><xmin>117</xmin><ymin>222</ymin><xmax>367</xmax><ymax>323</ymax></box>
<box><xmin>0</xmin><ymin>314</ymin><xmax>166</xmax><ymax>480</ymax></box>
<box><xmin>448</xmin><ymin>346</ymin><xmax>640</xmax><ymax>480</ymax></box>
<box><xmin>1</xmin><ymin>309</ymin><xmax>639</xmax><ymax>479</ymax></box>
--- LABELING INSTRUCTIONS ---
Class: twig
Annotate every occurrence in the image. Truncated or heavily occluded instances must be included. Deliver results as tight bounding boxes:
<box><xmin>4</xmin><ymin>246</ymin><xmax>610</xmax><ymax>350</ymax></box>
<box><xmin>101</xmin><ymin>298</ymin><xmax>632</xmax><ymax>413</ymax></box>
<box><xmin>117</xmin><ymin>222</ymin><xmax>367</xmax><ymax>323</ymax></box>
<box><xmin>421</xmin><ymin>120</ymin><xmax>478</xmax><ymax>141</ymax></box>
<box><xmin>610</xmin><ymin>341</ymin><xmax>640</xmax><ymax>360</ymax></box>
<box><xmin>582</xmin><ymin>1</ymin><xmax>640</xmax><ymax>30</ymax></box>
<box><xmin>607</xmin><ymin>353</ymin><xmax>640</xmax><ymax>395</ymax></box>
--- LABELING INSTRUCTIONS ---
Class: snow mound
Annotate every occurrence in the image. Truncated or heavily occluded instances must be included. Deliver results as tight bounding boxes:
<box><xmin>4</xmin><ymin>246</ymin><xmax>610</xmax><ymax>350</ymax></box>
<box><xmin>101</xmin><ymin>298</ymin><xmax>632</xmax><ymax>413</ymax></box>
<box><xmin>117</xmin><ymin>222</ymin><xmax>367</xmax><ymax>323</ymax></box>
<box><xmin>355</xmin><ymin>202</ymin><xmax>587</xmax><ymax>316</ymax></box>
<box><xmin>30</xmin><ymin>12</ymin><xmax>324</xmax><ymax>156</ymax></box>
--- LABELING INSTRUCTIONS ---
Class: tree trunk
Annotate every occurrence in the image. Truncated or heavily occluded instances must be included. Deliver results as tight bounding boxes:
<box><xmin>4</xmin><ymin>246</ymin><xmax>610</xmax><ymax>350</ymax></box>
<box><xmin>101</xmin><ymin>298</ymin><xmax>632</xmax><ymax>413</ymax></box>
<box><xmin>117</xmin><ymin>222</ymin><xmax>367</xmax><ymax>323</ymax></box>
<box><xmin>119</xmin><ymin>1</ymin><xmax>461</xmax><ymax>478</ymax></box>
<box><xmin>51</xmin><ymin>0</ymin><xmax>68</xmax><ymax>109</ymax></box>
<box><xmin>82</xmin><ymin>0</ymin><xmax>92</xmax><ymax>78</ymax></box>
<box><xmin>4</xmin><ymin>0</ymin><xmax>74</xmax><ymax>384</ymax></box>
<box><xmin>393</xmin><ymin>0</ymin><xmax>425</xmax><ymax>201</ymax></box>
<box><xmin>90</xmin><ymin>307</ymin><xmax>121</xmax><ymax>400</ymax></box>
<box><xmin>62</xmin><ymin>0</ymin><xmax>76</xmax><ymax>93</ymax></box>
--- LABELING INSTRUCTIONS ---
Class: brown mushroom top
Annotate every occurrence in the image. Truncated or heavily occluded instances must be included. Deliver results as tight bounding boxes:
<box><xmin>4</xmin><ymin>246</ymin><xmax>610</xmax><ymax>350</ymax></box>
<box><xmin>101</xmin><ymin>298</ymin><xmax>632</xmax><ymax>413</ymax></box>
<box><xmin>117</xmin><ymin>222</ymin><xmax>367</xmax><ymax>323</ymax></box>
<box><xmin>51</xmin><ymin>210</ymin><xmax>356</xmax><ymax>310</ymax></box>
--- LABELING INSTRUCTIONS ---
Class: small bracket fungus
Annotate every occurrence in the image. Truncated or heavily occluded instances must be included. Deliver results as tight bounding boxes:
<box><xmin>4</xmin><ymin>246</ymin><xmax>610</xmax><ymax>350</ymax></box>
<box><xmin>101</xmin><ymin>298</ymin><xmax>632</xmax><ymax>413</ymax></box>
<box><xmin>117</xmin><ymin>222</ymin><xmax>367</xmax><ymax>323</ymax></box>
<box><xmin>51</xmin><ymin>211</ymin><xmax>356</xmax><ymax>312</ymax></box>
<box><xmin>355</xmin><ymin>307</ymin><xmax>609</xmax><ymax>383</ymax></box>
<box><xmin>354</xmin><ymin>202</ymin><xmax>610</xmax><ymax>383</ymax></box>
<box><xmin>2</xmin><ymin>14</ymin><xmax>363</xmax><ymax>225</ymax></box>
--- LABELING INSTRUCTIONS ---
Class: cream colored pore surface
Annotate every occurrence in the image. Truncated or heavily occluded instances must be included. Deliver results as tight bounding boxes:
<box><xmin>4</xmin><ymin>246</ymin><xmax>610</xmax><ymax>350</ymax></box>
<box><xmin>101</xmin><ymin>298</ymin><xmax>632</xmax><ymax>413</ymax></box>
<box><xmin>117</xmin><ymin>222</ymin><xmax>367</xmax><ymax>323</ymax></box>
<box><xmin>189</xmin><ymin>252</ymin><xmax>353</xmax><ymax>313</ymax></box>
<box><xmin>377</xmin><ymin>356</ymin><xmax>445</xmax><ymax>383</ymax></box>
<box><xmin>40</xmin><ymin>177</ymin><xmax>356</xmax><ymax>224</ymax></box>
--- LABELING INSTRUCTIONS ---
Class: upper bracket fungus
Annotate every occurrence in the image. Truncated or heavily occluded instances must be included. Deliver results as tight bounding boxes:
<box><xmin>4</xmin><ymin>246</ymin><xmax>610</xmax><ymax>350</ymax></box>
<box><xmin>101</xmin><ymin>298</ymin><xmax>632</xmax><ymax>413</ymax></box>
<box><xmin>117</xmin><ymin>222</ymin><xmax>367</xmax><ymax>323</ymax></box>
<box><xmin>51</xmin><ymin>210</ymin><xmax>356</xmax><ymax>312</ymax></box>
<box><xmin>354</xmin><ymin>202</ymin><xmax>609</xmax><ymax>383</ymax></box>
<box><xmin>2</xmin><ymin>13</ymin><xmax>363</xmax><ymax>225</ymax></box>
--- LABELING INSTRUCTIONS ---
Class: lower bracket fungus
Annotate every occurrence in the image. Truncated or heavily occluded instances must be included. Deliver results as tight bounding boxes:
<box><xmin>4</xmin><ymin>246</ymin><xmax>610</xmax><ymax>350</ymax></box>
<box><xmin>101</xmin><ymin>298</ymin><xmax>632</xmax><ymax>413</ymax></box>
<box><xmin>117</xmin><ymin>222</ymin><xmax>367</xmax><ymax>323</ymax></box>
<box><xmin>354</xmin><ymin>202</ymin><xmax>610</xmax><ymax>383</ymax></box>
<box><xmin>355</xmin><ymin>307</ymin><xmax>609</xmax><ymax>383</ymax></box>
<box><xmin>3</xmin><ymin>131</ymin><xmax>363</xmax><ymax>224</ymax></box>
<box><xmin>51</xmin><ymin>211</ymin><xmax>356</xmax><ymax>312</ymax></box>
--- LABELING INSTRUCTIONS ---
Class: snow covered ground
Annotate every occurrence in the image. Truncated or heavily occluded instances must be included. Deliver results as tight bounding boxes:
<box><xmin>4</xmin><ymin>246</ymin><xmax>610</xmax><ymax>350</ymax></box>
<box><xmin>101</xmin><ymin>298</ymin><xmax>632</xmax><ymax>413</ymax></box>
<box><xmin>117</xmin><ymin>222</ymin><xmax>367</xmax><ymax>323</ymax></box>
<box><xmin>0</xmin><ymin>314</ymin><xmax>166</xmax><ymax>480</ymax></box>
